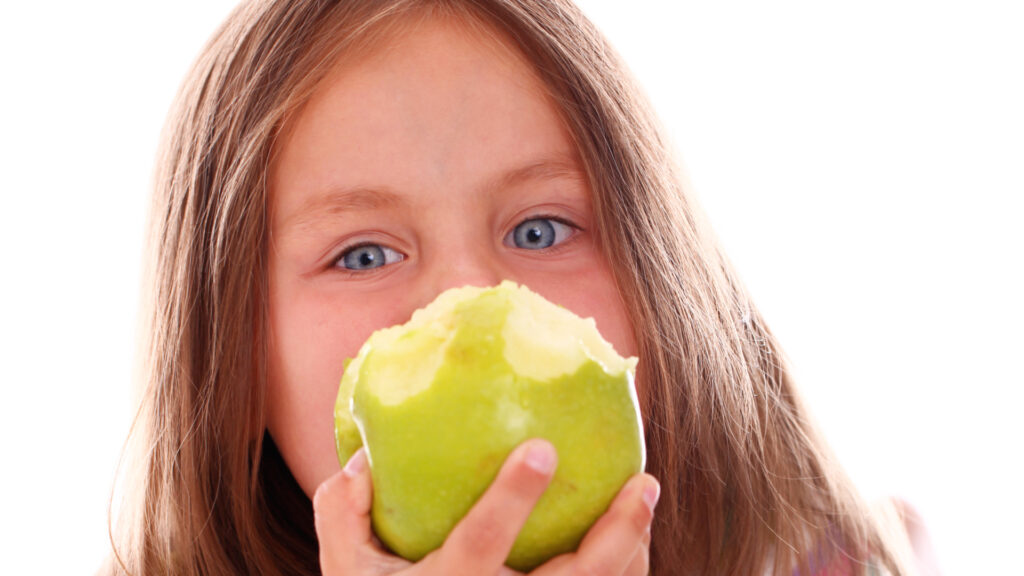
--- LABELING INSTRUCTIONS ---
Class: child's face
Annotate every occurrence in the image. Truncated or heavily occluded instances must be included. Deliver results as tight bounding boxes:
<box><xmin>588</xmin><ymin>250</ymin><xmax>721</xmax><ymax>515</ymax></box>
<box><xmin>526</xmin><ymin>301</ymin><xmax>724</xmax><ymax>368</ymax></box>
<box><xmin>266</xmin><ymin>17</ymin><xmax>637</xmax><ymax>497</ymax></box>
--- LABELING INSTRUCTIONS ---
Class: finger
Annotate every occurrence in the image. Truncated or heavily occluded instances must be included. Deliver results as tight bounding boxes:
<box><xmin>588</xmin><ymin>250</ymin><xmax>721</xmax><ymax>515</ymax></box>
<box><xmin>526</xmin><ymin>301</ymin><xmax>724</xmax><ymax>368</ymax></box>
<box><xmin>623</xmin><ymin>528</ymin><xmax>651</xmax><ymax>576</ymax></box>
<box><xmin>567</xmin><ymin>474</ymin><xmax>659</xmax><ymax>575</ymax></box>
<box><xmin>313</xmin><ymin>448</ymin><xmax>381</xmax><ymax>572</ymax></box>
<box><xmin>435</xmin><ymin>438</ymin><xmax>557</xmax><ymax>572</ymax></box>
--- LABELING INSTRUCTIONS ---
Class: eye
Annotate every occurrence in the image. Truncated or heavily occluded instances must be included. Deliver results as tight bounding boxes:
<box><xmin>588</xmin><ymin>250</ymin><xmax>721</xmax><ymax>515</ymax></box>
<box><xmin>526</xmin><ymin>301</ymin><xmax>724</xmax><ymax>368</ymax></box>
<box><xmin>507</xmin><ymin>217</ymin><xmax>575</xmax><ymax>250</ymax></box>
<box><xmin>335</xmin><ymin>243</ymin><xmax>404</xmax><ymax>271</ymax></box>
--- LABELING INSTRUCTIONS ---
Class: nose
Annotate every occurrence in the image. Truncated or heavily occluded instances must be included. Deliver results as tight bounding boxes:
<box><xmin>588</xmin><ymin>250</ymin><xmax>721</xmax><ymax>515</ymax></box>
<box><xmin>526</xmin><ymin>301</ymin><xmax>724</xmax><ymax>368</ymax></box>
<box><xmin>414</xmin><ymin>242</ymin><xmax>507</xmax><ymax>310</ymax></box>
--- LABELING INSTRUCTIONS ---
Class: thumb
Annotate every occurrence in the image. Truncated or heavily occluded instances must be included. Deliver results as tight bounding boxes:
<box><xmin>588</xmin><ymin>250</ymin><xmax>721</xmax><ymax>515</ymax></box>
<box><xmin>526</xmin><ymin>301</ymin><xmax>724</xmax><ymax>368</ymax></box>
<box><xmin>313</xmin><ymin>448</ymin><xmax>377</xmax><ymax>572</ymax></box>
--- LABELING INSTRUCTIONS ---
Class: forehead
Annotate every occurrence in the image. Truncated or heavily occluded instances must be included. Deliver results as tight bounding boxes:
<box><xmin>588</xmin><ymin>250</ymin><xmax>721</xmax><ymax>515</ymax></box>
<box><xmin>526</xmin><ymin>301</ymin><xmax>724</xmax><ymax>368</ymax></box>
<box><xmin>269</xmin><ymin>12</ymin><xmax>580</xmax><ymax>224</ymax></box>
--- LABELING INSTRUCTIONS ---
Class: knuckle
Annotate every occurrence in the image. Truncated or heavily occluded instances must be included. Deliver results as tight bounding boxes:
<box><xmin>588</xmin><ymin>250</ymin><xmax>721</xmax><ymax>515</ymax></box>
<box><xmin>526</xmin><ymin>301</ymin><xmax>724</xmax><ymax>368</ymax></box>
<box><xmin>467</xmin><ymin>518</ymin><xmax>507</xmax><ymax>551</ymax></box>
<box><xmin>313</xmin><ymin>472</ymin><xmax>346</xmax><ymax>509</ymax></box>
<box><xmin>448</xmin><ymin>516</ymin><xmax>505</xmax><ymax>556</ymax></box>
<box><xmin>436</xmin><ymin>518</ymin><xmax>510</xmax><ymax>576</ymax></box>
<box><xmin>312</xmin><ymin>486</ymin><xmax>327</xmax><ymax>513</ymax></box>
<box><xmin>312</xmin><ymin>481</ymin><xmax>333</xmax><ymax>514</ymax></box>
<box><xmin>627</xmin><ymin>501</ymin><xmax>654</xmax><ymax>533</ymax></box>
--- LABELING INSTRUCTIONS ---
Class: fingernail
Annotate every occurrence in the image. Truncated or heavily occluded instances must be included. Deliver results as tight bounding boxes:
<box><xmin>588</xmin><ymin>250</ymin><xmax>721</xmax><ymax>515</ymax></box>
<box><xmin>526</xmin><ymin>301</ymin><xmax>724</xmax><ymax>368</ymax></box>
<box><xmin>343</xmin><ymin>448</ymin><xmax>367</xmax><ymax>478</ymax></box>
<box><xmin>524</xmin><ymin>441</ymin><xmax>556</xmax><ymax>474</ymax></box>
<box><xmin>642</xmin><ymin>479</ymin><xmax>660</xmax><ymax>511</ymax></box>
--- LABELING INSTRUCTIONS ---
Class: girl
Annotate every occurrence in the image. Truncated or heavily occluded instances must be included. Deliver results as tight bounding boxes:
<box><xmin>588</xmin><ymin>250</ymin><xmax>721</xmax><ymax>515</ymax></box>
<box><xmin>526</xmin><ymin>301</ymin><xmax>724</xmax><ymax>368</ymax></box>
<box><xmin>106</xmin><ymin>0</ymin><xmax>918</xmax><ymax>574</ymax></box>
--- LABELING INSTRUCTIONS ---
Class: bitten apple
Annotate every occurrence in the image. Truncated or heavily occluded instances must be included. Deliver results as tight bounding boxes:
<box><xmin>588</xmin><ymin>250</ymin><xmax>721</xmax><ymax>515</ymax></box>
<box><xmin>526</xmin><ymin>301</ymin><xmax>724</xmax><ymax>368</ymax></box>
<box><xmin>334</xmin><ymin>280</ymin><xmax>644</xmax><ymax>571</ymax></box>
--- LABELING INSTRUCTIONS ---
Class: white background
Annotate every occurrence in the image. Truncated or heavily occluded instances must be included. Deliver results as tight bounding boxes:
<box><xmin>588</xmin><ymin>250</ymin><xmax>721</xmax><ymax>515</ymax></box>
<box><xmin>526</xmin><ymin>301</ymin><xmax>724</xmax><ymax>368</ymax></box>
<box><xmin>1</xmin><ymin>1</ymin><xmax>1020</xmax><ymax>574</ymax></box>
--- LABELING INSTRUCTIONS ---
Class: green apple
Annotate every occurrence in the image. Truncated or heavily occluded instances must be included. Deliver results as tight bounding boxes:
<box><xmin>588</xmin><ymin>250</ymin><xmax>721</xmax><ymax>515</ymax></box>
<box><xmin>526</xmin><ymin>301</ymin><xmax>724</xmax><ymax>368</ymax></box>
<box><xmin>334</xmin><ymin>280</ymin><xmax>644</xmax><ymax>571</ymax></box>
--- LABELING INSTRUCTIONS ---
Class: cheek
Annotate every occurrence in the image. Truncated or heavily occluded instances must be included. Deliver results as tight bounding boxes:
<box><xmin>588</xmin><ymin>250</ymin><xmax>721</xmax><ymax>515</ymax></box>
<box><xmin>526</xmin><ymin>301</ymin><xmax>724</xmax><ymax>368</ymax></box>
<box><xmin>265</xmin><ymin>285</ymin><xmax>398</xmax><ymax>496</ymax></box>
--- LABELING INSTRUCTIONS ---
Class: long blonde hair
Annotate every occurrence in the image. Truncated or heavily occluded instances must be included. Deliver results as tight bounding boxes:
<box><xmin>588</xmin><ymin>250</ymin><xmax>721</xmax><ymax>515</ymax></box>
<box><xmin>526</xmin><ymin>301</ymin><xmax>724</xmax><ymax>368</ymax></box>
<box><xmin>108</xmin><ymin>1</ymin><xmax>914</xmax><ymax>574</ymax></box>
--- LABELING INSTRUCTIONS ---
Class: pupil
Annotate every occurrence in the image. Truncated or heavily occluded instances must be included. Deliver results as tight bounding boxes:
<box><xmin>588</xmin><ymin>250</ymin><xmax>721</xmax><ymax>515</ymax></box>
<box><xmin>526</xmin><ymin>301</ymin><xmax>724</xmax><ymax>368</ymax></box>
<box><xmin>513</xmin><ymin>218</ymin><xmax>556</xmax><ymax>250</ymax></box>
<box><xmin>344</xmin><ymin>245</ymin><xmax>387</xmax><ymax>270</ymax></box>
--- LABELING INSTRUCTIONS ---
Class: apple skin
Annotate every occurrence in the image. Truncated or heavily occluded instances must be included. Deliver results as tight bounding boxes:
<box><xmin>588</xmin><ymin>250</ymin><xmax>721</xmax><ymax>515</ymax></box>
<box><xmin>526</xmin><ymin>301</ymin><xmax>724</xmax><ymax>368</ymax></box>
<box><xmin>335</xmin><ymin>283</ymin><xmax>644</xmax><ymax>571</ymax></box>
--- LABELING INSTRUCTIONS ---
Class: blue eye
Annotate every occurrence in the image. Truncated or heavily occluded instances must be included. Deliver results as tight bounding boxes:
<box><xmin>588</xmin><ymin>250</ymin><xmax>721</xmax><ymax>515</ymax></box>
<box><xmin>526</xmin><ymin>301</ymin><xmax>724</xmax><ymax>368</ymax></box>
<box><xmin>337</xmin><ymin>244</ymin><xmax>404</xmax><ymax>271</ymax></box>
<box><xmin>509</xmin><ymin>218</ymin><xmax>574</xmax><ymax>250</ymax></box>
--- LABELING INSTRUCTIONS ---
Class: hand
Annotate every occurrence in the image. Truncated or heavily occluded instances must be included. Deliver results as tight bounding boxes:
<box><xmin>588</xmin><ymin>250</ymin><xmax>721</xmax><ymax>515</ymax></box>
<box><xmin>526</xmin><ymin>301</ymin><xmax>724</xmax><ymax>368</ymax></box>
<box><xmin>313</xmin><ymin>438</ymin><xmax>659</xmax><ymax>576</ymax></box>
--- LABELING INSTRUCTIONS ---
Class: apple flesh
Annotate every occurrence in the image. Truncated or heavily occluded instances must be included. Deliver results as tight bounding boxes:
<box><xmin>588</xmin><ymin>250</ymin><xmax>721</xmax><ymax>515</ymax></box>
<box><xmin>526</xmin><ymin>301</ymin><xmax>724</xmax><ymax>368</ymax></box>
<box><xmin>334</xmin><ymin>281</ymin><xmax>644</xmax><ymax>571</ymax></box>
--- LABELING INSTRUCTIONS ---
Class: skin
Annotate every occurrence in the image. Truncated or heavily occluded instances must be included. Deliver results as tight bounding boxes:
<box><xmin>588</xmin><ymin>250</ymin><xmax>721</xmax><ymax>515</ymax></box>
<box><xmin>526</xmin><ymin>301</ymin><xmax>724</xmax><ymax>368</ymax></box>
<box><xmin>267</xmin><ymin>14</ymin><xmax>658</xmax><ymax>575</ymax></box>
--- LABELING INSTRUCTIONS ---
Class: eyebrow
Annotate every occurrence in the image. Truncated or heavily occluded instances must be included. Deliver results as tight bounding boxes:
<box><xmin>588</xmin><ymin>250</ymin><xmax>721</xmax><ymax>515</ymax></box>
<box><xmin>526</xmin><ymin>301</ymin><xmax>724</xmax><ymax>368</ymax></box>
<box><xmin>281</xmin><ymin>154</ymin><xmax>584</xmax><ymax>232</ymax></box>
<box><xmin>486</xmin><ymin>154</ymin><xmax>583</xmax><ymax>195</ymax></box>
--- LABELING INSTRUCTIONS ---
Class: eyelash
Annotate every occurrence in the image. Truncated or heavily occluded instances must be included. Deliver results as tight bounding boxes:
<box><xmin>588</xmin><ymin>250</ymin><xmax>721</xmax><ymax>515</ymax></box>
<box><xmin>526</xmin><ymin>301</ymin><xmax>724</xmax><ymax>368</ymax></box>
<box><xmin>329</xmin><ymin>241</ymin><xmax>402</xmax><ymax>278</ymax></box>
<box><xmin>507</xmin><ymin>213</ymin><xmax>580</xmax><ymax>252</ymax></box>
<box><xmin>328</xmin><ymin>213</ymin><xmax>582</xmax><ymax>275</ymax></box>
